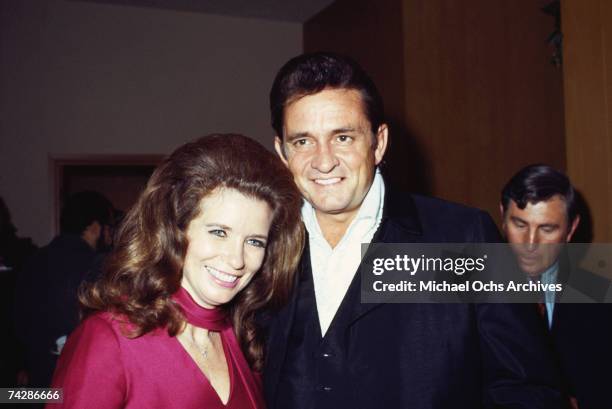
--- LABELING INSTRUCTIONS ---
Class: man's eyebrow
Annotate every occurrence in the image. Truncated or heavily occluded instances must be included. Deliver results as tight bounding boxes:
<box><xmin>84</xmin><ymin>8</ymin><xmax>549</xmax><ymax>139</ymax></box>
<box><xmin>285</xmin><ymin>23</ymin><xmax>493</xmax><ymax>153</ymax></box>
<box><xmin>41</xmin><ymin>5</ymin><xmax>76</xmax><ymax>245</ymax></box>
<box><xmin>331</xmin><ymin>127</ymin><xmax>358</xmax><ymax>134</ymax></box>
<box><xmin>538</xmin><ymin>223</ymin><xmax>560</xmax><ymax>229</ymax></box>
<box><xmin>285</xmin><ymin>132</ymin><xmax>310</xmax><ymax>142</ymax></box>
<box><xmin>510</xmin><ymin>216</ymin><xmax>527</xmax><ymax>224</ymax></box>
<box><xmin>285</xmin><ymin>127</ymin><xmax>362</xmax><ymax>142</ymax></box>
<box><xmin>508</xmin><ymin>216</ymin><xmax>560</xmax><ymax>229</ymax></box>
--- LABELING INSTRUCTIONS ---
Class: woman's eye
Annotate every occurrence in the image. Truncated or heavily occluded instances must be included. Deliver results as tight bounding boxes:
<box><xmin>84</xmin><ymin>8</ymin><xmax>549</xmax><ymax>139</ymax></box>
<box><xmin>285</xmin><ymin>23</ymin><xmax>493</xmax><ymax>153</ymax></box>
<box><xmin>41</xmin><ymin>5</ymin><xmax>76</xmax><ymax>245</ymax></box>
<box><xmin>209</xmin><ymin>229</ymin><xmax>227</xmax><ymax>238</ymax></box>
<box><xmin>247</xmin><ymin>238</ymin><xmax>266</xmax><ymax>248</ymax></box>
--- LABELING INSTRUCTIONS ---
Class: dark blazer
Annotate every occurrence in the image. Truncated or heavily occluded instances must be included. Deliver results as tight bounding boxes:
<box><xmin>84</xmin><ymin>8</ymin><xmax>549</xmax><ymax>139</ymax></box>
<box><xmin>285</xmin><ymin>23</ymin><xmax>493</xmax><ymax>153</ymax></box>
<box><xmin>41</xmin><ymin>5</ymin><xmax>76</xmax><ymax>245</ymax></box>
<box><xmin>14</xmin><ymin>234</ymin><xmax>99</xmax><ymax>387</ymax></box>
<box><xmin>264</xmin><ymin>191</ymin><xmax>564</xmax><ymax>409</ymax></box>
<box><xmin>549</xmin><ymin>258</ymin><xmax>612</xmax><ymax>409</ymax></box>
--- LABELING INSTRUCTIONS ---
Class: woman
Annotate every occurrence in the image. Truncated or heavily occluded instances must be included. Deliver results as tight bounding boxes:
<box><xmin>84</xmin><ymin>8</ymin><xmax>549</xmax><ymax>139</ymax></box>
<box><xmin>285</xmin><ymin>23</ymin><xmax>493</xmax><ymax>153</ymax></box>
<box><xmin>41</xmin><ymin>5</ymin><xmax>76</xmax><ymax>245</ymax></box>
<box><xmin>48</xmin><ymin>134</ymin><xmax>304</xmax><ymax>409</ymax></box>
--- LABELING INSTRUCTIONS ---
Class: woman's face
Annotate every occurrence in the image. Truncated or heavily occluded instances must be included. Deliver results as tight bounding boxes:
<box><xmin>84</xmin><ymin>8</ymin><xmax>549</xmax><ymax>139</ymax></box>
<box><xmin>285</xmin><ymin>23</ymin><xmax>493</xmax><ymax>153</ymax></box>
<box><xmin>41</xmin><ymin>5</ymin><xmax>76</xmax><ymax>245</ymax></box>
<box><xmin>181</xmin><ymin>188</ymin><xmax>273</xmax><ymax>309</ymax></box>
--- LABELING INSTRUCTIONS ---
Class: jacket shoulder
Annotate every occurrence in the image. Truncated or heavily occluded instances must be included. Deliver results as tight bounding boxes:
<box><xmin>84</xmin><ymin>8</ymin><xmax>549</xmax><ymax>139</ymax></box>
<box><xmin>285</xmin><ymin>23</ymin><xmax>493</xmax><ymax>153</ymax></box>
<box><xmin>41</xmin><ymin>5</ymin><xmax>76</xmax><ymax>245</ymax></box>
<box><xmin>386</xmin><ymin>192</ymin><xmax>501</xmax><ymax>242</ymax></box>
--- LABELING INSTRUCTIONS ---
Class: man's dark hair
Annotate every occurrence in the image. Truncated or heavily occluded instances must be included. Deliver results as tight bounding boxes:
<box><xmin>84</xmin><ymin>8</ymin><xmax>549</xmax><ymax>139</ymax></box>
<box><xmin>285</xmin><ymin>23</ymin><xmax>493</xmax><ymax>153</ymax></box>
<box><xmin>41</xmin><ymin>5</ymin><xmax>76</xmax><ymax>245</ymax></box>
<box><xmin>501</xmin><ymin>164</ymin><xmax>577</xmax><ymax>223</ymax></box>
<box><xmin>60</xmin><ymin>191</ymin><xmax>113</xmax><ymax>235</ymax></box>
<box><xmin>270</xmin><ymin>52</ymin><xmax>384</xmax><ymax>137</ymax></box>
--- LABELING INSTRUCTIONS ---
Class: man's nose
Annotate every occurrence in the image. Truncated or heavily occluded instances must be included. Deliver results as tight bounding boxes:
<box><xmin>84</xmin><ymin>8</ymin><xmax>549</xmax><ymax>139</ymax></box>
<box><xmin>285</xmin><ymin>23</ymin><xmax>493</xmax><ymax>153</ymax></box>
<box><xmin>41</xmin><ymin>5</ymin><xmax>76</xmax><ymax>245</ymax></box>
<box><xmin>311</xmin><ymin>143</ymin><xmax>339</xmax><ymax>173</ymax></box>
<box><xmin>525</xmin><ymin>230</ymin><xmax>539</xmax><ymax>252</ymax></box>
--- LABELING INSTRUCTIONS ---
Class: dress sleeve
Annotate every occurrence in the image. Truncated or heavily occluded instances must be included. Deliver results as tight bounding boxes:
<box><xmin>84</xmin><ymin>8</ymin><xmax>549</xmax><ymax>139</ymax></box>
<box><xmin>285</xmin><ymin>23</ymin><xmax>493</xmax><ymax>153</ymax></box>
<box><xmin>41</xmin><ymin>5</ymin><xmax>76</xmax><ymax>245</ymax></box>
<box><xmin>46</xmin><ymin>315</ymin><xmax>127</xmax><ymax>409</ymax></box>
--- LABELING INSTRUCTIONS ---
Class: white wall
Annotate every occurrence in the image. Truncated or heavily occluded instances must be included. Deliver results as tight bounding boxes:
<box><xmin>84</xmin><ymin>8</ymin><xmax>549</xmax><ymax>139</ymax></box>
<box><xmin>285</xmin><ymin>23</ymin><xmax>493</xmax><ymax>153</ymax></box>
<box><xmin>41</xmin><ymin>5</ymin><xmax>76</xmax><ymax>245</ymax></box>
<box><xmin>0</xmin><ymin>0</ymin><xmax>302</xmax><ymax>245</ymax></box>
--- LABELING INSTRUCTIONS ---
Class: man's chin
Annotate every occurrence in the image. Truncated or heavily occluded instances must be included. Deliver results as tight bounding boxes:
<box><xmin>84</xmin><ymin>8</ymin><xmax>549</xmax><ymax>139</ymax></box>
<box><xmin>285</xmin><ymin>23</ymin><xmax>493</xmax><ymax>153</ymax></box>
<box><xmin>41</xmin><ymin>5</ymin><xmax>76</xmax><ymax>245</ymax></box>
<box><xmin>519</xmin><ymin>262</ymin><xmax>552</xmax><ymax>278</ymax></box>
<box><xmin>310</xmin><ymin>199</ymin><xmax>351</xmax><ymax>216</ymax></box>
<box><xmin>522</xmin><ymin>268</ymin><xmax>544</xmax><ymax>278</ymax></box>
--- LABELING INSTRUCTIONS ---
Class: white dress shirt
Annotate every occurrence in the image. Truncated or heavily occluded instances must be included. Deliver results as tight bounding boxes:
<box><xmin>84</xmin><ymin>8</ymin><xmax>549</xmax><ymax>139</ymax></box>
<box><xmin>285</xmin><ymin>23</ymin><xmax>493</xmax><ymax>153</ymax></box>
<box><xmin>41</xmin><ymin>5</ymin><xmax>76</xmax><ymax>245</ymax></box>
<box><xmin>302</xmin><ymin>171</ymin><xmax>385</xmax><ymax>336</ymax></box>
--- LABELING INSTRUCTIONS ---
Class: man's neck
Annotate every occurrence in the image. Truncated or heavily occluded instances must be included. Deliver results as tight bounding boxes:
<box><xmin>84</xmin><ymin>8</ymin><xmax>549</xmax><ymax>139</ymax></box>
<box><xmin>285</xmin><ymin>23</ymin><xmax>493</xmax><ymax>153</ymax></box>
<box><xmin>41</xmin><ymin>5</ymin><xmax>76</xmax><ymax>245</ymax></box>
<box><xmin>315</xmin><ymin>209</ymin><xmax>359</xmax><ymax>248</ymax></box>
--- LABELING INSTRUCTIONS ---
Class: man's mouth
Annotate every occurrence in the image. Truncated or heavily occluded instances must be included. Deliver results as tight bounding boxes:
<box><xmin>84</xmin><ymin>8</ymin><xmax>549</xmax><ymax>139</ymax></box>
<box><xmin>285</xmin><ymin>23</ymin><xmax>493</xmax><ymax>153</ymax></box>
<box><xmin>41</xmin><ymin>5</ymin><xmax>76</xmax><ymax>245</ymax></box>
<box><xmin>520</xmin><ymin>259</ymin><xmax>538</xmax><ymax>267</ymax></box>
<box><xmin>313</xmin><ymin>177</ymin><xmax>342</xmax><ymax>186</ymax></box>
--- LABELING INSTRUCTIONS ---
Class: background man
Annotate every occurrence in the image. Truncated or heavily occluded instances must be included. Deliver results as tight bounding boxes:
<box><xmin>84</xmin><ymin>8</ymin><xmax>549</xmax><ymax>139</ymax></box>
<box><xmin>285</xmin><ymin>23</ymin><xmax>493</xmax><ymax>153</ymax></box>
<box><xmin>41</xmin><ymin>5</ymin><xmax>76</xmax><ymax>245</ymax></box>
<box><xmin>501</xmin><ymin>164</ymin><xmax>612</xmax><ymax>409</ymax></box>
<box><xmin>0</xmin><ymin>197</ymin><xmax>37</xmax><ymax>386</ymax></box>
<box><xmin>15</xmin><ymin>190</ymin><xmax>114</xmax><ymax>387</ymax></box>
<box><xmin>264</xmin><ymin>52</ymin><xmax>563</xmax><ymax>409</ymax></box>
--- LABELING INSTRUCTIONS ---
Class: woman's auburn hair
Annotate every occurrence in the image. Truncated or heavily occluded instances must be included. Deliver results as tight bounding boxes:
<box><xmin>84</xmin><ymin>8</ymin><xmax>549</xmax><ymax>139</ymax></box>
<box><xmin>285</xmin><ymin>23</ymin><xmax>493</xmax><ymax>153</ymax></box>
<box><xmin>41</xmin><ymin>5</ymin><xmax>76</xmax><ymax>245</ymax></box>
<box><xmin>79</xmin><ymin>134</ymin><xmax>304</xmax><ymax>371</ymax></box>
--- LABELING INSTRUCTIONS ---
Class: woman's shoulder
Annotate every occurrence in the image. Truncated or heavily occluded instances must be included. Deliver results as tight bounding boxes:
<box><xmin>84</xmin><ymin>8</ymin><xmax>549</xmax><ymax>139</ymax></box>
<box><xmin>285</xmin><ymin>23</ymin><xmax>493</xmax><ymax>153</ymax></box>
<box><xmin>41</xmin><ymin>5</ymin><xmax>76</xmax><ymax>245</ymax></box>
<box><xmin>73</xmin><ymin>311</ymin><xmax>142</xmax><ymax>345</ymax></box>
<box><xmin>52</xmin><ymin>316</ymin><xmax>130</xmax><ymax>407</ymax></box>
<box><xmin>67</xmin><ymin>312</ymin><xmax>123</xmax><ymax>347</ymax></box>
<box><xmin>80</xmin><ymin>311</ymin><xmax>125</xmax><ymax>330</ymax></box>
<box><xmin>56</xmin><ymin>313</ymin><xmax>139</xmax><ymax>376</ymax></box>
<box><xmin>79</xmin><ymin>311</ymin><xmax>169</xmax><ymax>344</ymax></box>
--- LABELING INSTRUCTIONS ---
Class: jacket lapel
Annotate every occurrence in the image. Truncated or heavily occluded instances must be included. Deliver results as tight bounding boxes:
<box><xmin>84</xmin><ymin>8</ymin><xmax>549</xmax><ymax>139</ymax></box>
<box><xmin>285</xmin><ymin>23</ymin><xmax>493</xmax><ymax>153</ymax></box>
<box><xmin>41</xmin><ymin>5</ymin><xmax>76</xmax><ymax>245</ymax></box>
<box><xmin>335</xmin><ymin>191</ymin><xmax>425</xmax><ymax>330</ymax></box>
<box><xmin>264</xmin><ymin>243</ymin><xmax>311</xmax><ymax>405</ymax></box>
<box><xmin>267</xmin><ymin>190</ymin><xmax>426</xmax><ymax>402</ymax></box>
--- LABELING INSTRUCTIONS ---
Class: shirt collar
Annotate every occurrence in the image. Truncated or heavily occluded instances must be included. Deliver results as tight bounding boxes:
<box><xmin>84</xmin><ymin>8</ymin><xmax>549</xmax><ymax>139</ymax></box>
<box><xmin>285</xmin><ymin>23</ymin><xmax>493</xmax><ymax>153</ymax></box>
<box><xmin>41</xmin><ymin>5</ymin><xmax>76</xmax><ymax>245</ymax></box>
<box><xmin>302</xmin><ymin>170</ymin><xmax>385</xmax><ymax>246</ymax></box>
<box><xmin>540</xmin><ymin>261</ymin><xmax>559</xmax><ymax>284</ymax></box>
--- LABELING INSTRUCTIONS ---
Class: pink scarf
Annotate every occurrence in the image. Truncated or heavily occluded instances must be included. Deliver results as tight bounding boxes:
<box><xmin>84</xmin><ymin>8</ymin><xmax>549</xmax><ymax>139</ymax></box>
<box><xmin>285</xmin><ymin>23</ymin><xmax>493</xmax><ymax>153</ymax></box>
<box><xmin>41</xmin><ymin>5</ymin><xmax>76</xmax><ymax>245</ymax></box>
<box><xmin>172</xmin><ymin>287</ymin><xmax>265</xmax><ymax>409</ymax></box>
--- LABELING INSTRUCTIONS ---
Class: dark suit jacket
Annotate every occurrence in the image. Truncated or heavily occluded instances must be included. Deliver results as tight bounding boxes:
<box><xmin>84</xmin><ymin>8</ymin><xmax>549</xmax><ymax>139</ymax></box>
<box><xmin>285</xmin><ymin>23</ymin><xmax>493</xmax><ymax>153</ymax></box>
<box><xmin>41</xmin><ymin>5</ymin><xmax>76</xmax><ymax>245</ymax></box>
<box><xmin>549</xmin><ymin>257</ymin><xmax>612</xmax><ymax>409</ymax></box>
<box><xmin>14</xmin><ymin>234</ymin><xmax>99</xmax><ymax>387</ymax></box>
<box><xmin>264</xmin><ymin>191</ymin><xmax>564</xmax><ymax>409</ymax></box>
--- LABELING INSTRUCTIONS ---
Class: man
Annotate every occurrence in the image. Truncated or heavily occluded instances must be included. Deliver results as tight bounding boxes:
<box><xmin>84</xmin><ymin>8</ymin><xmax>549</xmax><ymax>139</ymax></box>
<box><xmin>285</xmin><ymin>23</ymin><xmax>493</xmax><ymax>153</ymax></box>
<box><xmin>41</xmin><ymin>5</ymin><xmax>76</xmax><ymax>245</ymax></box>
<box><xmin>264</xmin><ymin>52</ymin><xmax>563</xmax><ymax>409</ymax></box>
<box><xmin>15</xmin><ymin>190</ymin><xmax>114</xmax><ymax>387</ymax></box>
<box><xmin>0</xmin><ymin>197</ymin><xmax>37</xmax><ymax>386</ymax></box>
<box><xmin>501</xmin><ymin>164</ymin><xmax>612</xmax><ymax>409</ymax></box>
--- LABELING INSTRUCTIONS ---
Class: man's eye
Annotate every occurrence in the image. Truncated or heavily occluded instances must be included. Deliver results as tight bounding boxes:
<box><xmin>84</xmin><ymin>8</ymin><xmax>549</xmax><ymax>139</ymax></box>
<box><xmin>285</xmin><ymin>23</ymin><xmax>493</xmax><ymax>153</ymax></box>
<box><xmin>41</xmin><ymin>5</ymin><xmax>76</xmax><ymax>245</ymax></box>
<box><xmin>336</xmin><ymin>134</ymin><xmax>353</xmax><ymax>143</ymax></box>
<box><xmin>293</xmin><ymin>138</ymin><xmax>309</xmax><ymax>146</ymax></box>
<box><xmin>540</xmin><ymin>227</ymin><xmax>556</xmax><ymax>234</ymax></box>
<box><xmin>209</xmin><ymin>229</ymin><xmax>227</xmax><ymax>238</ymax></box>
<box><xmin>247</xmin><ymin>238</ymin><xmax>266</xmax><ymax>248</ymax></box>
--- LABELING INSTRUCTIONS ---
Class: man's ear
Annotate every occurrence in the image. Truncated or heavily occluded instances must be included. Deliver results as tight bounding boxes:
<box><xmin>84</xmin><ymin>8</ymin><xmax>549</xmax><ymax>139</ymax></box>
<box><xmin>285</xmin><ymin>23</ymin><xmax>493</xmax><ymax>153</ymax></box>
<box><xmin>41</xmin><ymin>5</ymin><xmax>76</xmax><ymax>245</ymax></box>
<box><xmin>274</xmin><ymin>136</ymin><xmax>289</xmax><ymax>166</ymax></box>
<box><xmin>374</xmin><ymin>124</ymin><xmax>389</xmax><ymax>165</ymax></box>
<box><xmin>499</xmin><ymin>203</ymin><xmax>507</xmax><ymax>232</ymax></box>
<box><xmin>565</xmin><ymin>215</ymin><xmax>581</xmax><ymax>243</ymax></box>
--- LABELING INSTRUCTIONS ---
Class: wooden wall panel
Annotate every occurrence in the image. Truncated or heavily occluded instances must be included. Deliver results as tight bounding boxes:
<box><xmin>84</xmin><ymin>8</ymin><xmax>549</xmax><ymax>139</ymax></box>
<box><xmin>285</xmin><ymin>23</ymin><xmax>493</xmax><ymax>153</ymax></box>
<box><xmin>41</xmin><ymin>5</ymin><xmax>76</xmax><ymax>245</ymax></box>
<box><xmin>562</xmin><ymin>0</ymin><xmax>612</xmax><ymax>242</ymax></box>
<box><xmin>402</xmin><ymin>0</ymin><xmax>566</xmax><ymax>221</ymax></box>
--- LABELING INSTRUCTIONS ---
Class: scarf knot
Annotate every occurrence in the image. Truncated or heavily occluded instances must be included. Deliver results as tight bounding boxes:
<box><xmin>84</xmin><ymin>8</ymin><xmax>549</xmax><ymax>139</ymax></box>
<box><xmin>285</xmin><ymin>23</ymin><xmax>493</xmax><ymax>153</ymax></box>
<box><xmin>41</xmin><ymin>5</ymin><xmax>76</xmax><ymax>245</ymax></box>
<box><xmin>172</xmin><ymin>287</ymin><xmax>229</xmax><ymax>331</ymax></box>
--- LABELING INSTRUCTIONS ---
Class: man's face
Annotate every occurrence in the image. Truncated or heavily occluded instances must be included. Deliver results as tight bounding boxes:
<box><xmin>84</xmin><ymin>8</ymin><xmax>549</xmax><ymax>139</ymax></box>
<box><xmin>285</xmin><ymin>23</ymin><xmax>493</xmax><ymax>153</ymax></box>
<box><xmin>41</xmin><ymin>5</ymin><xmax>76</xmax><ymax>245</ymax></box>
<box><xmin>96</xmin><ymin>211</ymin><xmax>116</xmax><ymax>252</ymax></box>
<box><xmin>501</xmin><ymin>195</ymin><xmax>579</xmax><ymax>276</ymax></box>
<box><xmin>96</xmin><ymin>223</ymin><xmax>114</xmax><ymax>252</ymax></box>
<box><xmin>274</xmin><ymin>88</ymin><xmax>388</xmax><ymax>222</ymax></box>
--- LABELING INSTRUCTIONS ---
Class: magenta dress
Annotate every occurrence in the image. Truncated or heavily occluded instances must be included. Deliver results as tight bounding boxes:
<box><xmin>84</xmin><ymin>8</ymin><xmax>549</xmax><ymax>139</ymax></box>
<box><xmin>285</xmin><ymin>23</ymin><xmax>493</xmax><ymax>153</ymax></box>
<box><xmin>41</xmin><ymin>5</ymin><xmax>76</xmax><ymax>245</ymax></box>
<box><xmin>47</xmin><ymin>288</ymin><xmax>265</xmax><ymax>409</ymax></box>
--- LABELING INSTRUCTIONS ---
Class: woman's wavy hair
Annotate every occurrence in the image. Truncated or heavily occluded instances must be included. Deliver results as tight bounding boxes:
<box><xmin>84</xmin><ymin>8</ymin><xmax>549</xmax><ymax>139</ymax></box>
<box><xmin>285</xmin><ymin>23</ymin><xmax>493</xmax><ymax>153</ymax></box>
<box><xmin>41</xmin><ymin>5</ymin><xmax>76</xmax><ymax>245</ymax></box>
<box><xmin>80</xmin><ymin>134</ymin><xmax>304</xmax><ymax>371</ymax></box>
